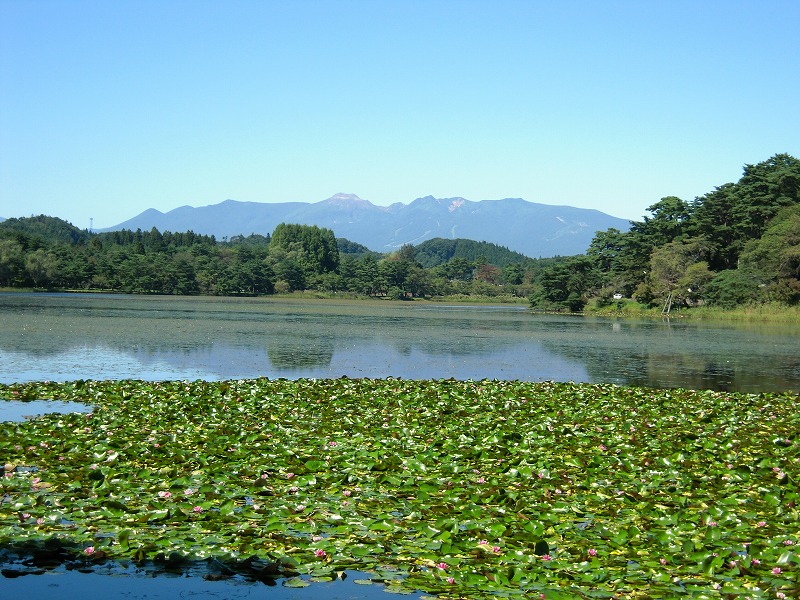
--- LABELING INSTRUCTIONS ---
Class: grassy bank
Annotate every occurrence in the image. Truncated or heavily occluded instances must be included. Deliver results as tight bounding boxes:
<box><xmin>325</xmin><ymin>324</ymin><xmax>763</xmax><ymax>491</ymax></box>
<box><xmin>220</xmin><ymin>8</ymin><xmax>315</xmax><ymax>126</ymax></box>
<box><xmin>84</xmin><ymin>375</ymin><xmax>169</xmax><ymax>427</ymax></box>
<box><xmin>1</xmin><ymin>379</ymin><xmax>797</xmax><ymax>598</ymax></box>
<box><xmin>584</xmin><ymin>300</ymin><xmax>800</xmax><ymax>323</ymax></box>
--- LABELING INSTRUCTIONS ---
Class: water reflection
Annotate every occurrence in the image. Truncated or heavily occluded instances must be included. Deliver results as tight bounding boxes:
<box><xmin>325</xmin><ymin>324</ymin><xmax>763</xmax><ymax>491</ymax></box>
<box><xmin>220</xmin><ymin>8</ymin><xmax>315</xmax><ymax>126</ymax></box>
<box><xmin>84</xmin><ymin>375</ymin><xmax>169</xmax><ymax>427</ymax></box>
<box><xmin>0</xmin><ymin>400</ymin><xmax>93</xmax><ymax>422</ymax></box>
<box><xmin>267</xmin><ymin>337</ymin><xmax>334</xmax><ymax>369</ymax></box>
<box><xmin>537</xmin><ymin>317</ymin><xmax>800</xmax><ymax>392</ymax></box>
<box><xmin>0</xmin><ymin>564</ymin><xmax>422</xmax><ymax>600</ymax></box>
<box><xmin>0</xmin><ymin>294</ymin><xmax>798</xmax><ymax>392</ymax></box>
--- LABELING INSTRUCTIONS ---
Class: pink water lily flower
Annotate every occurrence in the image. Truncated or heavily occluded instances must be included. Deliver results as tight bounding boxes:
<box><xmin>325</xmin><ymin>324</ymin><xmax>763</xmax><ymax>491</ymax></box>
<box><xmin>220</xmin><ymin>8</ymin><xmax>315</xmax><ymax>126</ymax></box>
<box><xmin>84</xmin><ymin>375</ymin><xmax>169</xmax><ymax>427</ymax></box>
<box><xmin>84</xmin><ymin>546</ymin><xmax>95</xmax><ymax>555</ymax></box>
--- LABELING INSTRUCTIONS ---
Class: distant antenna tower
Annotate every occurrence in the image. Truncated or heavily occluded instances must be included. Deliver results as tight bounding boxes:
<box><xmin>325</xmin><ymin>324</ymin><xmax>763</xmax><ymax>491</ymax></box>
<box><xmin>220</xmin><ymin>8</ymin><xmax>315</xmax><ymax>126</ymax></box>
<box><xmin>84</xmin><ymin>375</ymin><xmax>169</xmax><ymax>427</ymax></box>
<box><xmin>89</xmin><ymin>218</ymin><xmax>93</xmax><ymax>233</ymax></box>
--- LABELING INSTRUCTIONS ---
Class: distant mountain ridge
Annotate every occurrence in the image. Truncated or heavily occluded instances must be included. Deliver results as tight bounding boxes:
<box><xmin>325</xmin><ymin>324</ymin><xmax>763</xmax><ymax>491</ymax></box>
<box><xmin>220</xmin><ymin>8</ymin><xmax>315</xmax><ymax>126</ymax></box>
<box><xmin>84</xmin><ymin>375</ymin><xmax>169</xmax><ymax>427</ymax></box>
<box><xmin>105</xmin><ymin>194</ymin><xmax>630</xmax><ymax>258</ymax></box>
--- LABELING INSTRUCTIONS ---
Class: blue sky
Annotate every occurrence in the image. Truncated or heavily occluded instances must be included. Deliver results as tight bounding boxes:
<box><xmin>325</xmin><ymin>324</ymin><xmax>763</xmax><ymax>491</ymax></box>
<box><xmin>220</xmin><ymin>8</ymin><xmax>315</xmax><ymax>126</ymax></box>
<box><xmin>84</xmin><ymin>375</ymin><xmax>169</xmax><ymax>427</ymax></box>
<box><xmin>1</xmin><ymin>0</ymin><xmax>798</xmax><ymax>230</ymax></box>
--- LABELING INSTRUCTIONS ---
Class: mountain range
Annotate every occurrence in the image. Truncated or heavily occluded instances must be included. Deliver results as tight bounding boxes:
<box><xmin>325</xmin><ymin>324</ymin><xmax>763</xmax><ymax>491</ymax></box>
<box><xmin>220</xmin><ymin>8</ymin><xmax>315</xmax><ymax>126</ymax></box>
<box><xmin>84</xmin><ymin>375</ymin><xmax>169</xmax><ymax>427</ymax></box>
<box><xmin>104</xmin><ymin>194</ymin><xmax>631</xmax><ymax>258</ymax></box>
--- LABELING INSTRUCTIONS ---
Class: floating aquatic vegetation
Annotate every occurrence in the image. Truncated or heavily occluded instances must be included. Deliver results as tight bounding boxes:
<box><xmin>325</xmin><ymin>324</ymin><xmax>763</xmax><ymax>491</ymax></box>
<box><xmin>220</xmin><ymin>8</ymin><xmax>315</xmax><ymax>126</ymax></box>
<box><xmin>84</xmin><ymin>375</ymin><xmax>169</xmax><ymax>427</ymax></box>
<box><xmin>1</xmin><ymin>378</ymin><xmax>798</xmax><ymax>598</ymax></box>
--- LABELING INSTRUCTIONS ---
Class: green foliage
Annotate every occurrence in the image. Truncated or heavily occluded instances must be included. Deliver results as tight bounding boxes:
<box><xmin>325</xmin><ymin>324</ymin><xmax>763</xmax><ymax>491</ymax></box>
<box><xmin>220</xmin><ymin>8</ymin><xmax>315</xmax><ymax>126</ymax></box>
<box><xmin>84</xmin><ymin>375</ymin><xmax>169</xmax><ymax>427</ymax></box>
<box><xmin>693</xmin><ymin>153</ymin><xmax>800</xmax><ymax>271</ymax></box>
<box><xmin>703</xmin><ymin>269</ymin><xmax>762</xmax><ymax>308</ymax></box>
<box><xmin>645</xmin><ymin>238</ymin><xmax>712</xmax><ymax>308</ymax></box>
<box><xmin>0</xmin><ymin>214</ymin><xmax>89</xmax><ymax>245</ymax></box>
<box><xmin>222</xmin><ymin>233</ymin><xmax>271</xmax><ymax>247</ymax></box>
<box><xmin>270</xmin><ymin>223</ymin><xmax>339</xmax><ymax>274</ymax></box>
<box><xmin>584</xmin><ymin>153</ymin><xmax>800</xmax><ymax>309</ymax></box>
<box><xmin>739</xmin><ymin>205</ymin><xmax>800</xmax><ymax>303</ymax></box>
<box><xmin>336</xmin><ymin>238</ymin><xmax>376</xmax><ymax>257</ymax></box>
<box><xmin>0</xmin><ymin>238</ymin><xmax>25</xmax><ymax>287</ymax></box>
<box><xmin>529</xmin><ymin>255</ymin><xmax>600</xmax><ymax>312</ymax></box>
<box><xmin>414</xmin><ymin>238</ymin><xmax>530</xmax><ymax>268</ymax></box>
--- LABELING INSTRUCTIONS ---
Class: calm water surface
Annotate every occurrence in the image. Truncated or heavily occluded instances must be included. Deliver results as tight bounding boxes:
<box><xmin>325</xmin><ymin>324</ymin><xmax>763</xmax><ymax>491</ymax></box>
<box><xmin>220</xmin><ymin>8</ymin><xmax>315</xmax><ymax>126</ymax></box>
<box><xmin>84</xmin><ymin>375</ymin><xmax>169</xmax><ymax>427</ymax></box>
<box><xmin>1</xmin><ymin>293</ymin><xmax>798</xmax><ymax>392</ymax></box>
<box><xmin>0</xmin><ymin>567</ymin><xmax>413</xmax><ymax>600</ymax></box>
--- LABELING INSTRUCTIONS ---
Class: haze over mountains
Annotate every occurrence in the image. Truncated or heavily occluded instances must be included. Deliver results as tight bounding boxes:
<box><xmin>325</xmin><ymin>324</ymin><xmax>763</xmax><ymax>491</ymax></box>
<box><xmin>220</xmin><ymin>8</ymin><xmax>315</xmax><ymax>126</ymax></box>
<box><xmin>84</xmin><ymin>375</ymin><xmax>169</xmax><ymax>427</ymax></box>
<box><xmin>104</xmin><ymin>194</ymin><xmax>630</xmax><ymax>258</ymax></box>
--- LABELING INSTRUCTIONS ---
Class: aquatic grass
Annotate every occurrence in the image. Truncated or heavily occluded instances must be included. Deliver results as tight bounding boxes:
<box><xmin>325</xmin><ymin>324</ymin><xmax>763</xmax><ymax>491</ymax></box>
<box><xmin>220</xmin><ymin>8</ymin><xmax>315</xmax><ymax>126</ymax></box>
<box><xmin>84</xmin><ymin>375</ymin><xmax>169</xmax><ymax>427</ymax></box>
<box><xmin>1</xmin><ymin>378</ymin><xmax>798</xmax><ymax>598</ymax></box>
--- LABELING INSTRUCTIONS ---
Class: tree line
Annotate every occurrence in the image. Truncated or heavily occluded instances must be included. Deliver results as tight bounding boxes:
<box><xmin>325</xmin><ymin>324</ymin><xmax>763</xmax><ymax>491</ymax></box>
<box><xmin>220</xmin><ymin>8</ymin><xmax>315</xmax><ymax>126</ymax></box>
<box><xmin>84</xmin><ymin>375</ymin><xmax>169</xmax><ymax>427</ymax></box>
<box><xmin>0</xmin><ymin>217</ymin><xmax>550</xmax><ymax>299</ymax></box>
<box><xmin>3</xmin><ymin>153</ymin><xmax>797</xmax><ymax>310</ymax></box>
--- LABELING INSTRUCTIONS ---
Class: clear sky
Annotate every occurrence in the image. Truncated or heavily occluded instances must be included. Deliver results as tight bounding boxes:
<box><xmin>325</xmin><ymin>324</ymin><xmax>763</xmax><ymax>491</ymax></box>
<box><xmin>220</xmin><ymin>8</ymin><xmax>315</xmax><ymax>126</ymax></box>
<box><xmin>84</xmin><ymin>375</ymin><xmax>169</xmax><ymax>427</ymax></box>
<box><xmin>1</xmin><ymin>0</ymin><xmax>798</xmax><ymax>230</ymax></box>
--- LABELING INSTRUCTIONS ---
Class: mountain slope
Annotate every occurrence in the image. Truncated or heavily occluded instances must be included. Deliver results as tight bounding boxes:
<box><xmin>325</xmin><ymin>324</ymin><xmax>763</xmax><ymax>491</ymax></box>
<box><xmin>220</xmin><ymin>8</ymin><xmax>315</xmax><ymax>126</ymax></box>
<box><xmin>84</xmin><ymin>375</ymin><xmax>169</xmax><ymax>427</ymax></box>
<box><xmin>106</xmin><ymin>194</ymin><xmax>630</xmax><ymax>257</ymax></box>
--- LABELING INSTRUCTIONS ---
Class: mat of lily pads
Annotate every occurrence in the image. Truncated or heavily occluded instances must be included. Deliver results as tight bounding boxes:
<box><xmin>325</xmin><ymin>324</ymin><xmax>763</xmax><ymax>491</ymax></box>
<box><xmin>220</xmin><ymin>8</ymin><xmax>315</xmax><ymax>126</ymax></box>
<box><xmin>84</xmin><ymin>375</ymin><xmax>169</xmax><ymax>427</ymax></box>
<box><xmin>1</xmin><ymin>378</ymin><xmax>797</xmax><ymax>599</ymax></box>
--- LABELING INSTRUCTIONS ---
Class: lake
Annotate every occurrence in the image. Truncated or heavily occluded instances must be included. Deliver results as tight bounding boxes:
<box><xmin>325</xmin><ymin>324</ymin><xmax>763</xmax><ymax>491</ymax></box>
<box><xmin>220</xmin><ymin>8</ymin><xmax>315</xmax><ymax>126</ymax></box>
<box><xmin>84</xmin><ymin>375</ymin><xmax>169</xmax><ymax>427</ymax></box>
<box><xmin>1</xmin><ymin>293</ymin><xmax>798</xmax><ymax>392</ymax></box>
<box><xmin>2</xmin><ymin>293</ymin><xmax>799</xmax><ymax>598</ymax></box>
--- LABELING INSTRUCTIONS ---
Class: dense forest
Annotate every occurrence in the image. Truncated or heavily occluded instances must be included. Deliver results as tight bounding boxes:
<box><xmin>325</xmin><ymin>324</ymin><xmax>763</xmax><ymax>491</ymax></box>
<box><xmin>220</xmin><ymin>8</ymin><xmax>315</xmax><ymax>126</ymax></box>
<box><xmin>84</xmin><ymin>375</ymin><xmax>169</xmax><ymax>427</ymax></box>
<box><xmin>1</xmin><ymin>153</ymin><xmax>798</xmax><ymax>310</ymax></box>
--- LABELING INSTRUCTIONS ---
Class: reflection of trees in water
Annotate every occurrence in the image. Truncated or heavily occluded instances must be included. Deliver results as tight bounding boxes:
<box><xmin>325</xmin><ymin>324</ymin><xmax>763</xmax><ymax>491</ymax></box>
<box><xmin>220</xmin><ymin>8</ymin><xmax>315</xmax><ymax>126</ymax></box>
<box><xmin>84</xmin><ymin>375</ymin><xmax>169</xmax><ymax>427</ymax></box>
<box><xmin>267</xmin><ymin>339</ymin><xmax>334</xmax><ymax>369</ymax></box>
<box><xmin>386</xmin><ymin>319</ymin><xmax>505</xmax><ymax>358</ymax></box>
<box><xmin>539</xmin><ymin>338</ymin><xmax>797</xmax><ymax>393</ymax></box>
<box><xmin>1</xmin><ymin>333</ymin><xmax>217</xmax><ymax>358</ymax></box>
<box><xmin>391</xmin><ymin>336</ymin><xmax>499</xmax><ymax>358</ymax></box>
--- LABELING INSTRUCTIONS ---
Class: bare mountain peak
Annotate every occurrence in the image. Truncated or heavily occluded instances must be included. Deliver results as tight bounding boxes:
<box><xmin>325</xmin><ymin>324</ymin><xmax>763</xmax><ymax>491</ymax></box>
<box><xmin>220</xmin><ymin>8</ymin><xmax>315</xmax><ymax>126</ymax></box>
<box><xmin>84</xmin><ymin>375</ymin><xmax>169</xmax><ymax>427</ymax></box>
<box><xmin>448</xmin><ymin>198</ymin><xmax>465</xmax><ymax>212</ymax></box>
<box><xmin>325</xmin><ymin>193</ymin><xmax>369</xmax><ymax>205</ymax></box>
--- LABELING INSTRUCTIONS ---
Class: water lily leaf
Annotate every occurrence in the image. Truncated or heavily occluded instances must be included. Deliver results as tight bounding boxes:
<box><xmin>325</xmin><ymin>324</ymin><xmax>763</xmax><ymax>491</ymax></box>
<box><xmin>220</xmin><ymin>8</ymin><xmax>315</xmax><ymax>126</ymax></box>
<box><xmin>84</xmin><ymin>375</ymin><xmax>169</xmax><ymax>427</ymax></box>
<box><xmin>368</xmin><ymin>520</ymin><xmax>396</xmax><ymax>532</ymax></box>
<box><xmin>282</xmin><ymin>577</ymin><xmax>309</xmax><ymax>588</ymax></box>
<box><xmin>304</xmin><ymin>460</ymin><xmax>326</xmax><ymax>472</ymax></box>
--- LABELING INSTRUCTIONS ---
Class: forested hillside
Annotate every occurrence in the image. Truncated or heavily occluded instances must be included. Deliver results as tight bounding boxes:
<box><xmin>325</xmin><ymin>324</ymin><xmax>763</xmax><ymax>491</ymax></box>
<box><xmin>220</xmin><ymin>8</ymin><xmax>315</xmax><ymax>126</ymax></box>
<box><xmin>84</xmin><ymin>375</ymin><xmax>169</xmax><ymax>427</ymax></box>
<box><xmin>413</xmin><ymin>238</ymin><xmax>531</xmax><ymax>268</ymax></box>
<box><xmin>2</xmin><ymin>153</ymin><xmax>798</xmax><ymax>310</ymax></box>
